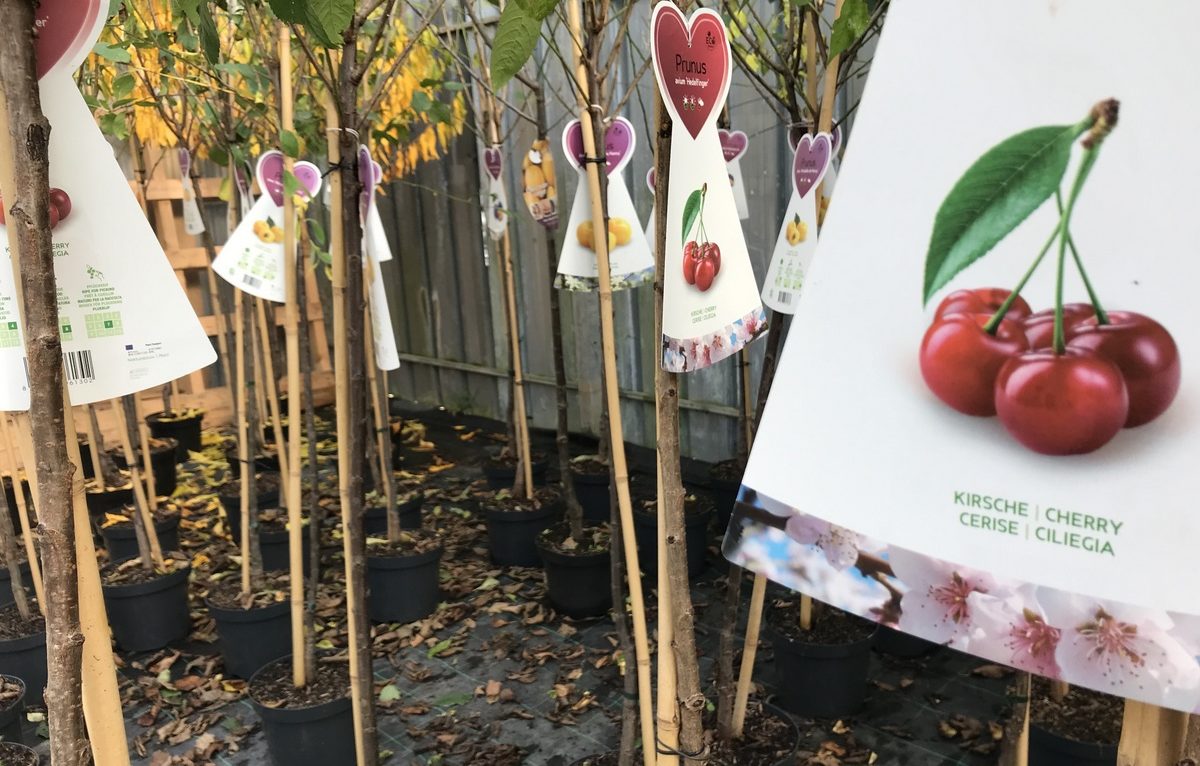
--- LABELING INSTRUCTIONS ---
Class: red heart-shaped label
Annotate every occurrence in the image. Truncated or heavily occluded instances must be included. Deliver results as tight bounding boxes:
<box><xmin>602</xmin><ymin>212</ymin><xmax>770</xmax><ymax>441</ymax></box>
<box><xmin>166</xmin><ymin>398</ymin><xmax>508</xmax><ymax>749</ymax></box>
<box><xmin>35</xmin><ymin>0</ymin><xmax>104</xmax><ymax>79</ymax></box>
<box><xmin>719</xmin><ymin>129</ymin><xmax>748</xmax><ymax>162</ymax></box>
<box><xmin>651</xmin><ymin>3</ymin><xmax>731</xmax><ymax>140</ymax></box>
<box><xmin>562</xmin><ymin>117</ymin><xmax>636</xmax><ymax>175</ymax></box>
<box><xmin>793</xmin><ymin>133</ymin><xmax>832</xmax><ymax>199</ymax></box>
<box><xmin>484</xmin><ymin>147</ymin><xmax>503</xmax><ymax>180</ymax></box>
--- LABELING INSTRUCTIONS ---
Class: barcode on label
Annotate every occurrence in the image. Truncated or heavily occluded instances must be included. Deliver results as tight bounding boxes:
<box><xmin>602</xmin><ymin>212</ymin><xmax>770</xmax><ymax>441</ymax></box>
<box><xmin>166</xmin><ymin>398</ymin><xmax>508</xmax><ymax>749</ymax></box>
<box><xmin>242</xmin><ymin>275</ymin><xmax>262</xmax><ymax>288</ymax></box>
<box><xmin>63</xmin><ymin>350</ymin><xmax>95</xmax><ymax>383</ymax></box>
<box><xmin>777</xmin><ymin>292</ymin><xmax>791</xmax><ymax>305</ymax></box>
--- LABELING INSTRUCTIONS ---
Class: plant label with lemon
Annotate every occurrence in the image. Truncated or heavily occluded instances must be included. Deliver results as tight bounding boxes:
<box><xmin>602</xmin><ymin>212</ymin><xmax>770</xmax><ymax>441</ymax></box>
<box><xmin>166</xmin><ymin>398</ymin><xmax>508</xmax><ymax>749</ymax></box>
<box><xmin>361</xmin><ymin>150</ymin><xmax>399</xmax><ymax>371</ymax></box>
<box><xmin>651</xmin><ymin>2</ymin><xmax>766</xmax><ymax>372</ymax></box>
<box><xmin>483</xmin><ymin>146</ymin><xmax>508</xmax><ymax>240</ymax></box>
<box><xmin>761</xmin><ymin>132</ymin><xmax>832</xmax><ymax>314</ymax></box>
<box><xmin>555</xmin><ymin>117</ymin><xmax>654</xmax><ymax>291</ymax></box>
<box><xmin>0</xmin><ymin>0</ymin><xmax>216</xmax><ymax>408</ymax></box>
<box><xmin>212</xmin><ymin>150</ymin><xmax>322</xmax><ymax>303</ymax></box>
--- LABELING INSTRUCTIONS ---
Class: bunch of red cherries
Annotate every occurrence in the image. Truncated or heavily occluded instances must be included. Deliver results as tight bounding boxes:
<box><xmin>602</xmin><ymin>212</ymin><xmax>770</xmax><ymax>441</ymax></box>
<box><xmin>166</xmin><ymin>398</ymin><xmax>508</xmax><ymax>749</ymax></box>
<box><xmin>0</xmin><ymin>188</ymin><xmax>72</xmax><ymax>230</ymax></box>
<box><xmin>920</xmin><ymin>287</ymin><xmax>1180</xmax><ymax>455</ymax></box>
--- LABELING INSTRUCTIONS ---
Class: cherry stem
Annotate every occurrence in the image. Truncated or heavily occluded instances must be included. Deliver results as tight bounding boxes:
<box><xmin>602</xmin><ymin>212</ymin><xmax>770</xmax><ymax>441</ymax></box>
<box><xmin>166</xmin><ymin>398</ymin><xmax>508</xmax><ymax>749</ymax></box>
<box><xmin>1053</xmin><ymin>149</ymin><xmax>1100</xmax><ymax>354</ymax></box>
<box><xmin>983</xmin><ymin>226</ymin><xmax>1058</xmax><ymax>335</ymax></box>
<box><xmin>1054</xmin><ymin>190</ymin><xmax>1110</xmax><ymax>326</ymax></box>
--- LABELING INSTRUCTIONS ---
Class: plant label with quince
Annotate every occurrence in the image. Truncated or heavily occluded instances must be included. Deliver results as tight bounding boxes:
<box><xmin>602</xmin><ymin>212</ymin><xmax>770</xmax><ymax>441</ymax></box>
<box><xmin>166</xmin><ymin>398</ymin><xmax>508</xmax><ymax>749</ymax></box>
<box><xmin>556</xmin><ymin>117</ymin><xmax>654</xmax><ymax>291</ymax></box>
<box><xmin>761</xmin><ymin>132</ymin><xmax>832</xmax><ymax>313</ymax></box>
<box><xmin>719</xmin><ymin>129</ymin><xmax>750</xmax><ymax>220</ymax></box>
<box><xmin>522</xmin><ymin>138</ymin><xmax>559</xmax><ymax>229</ymax></box>
<box><xmin>212</xmin><ymin>150</ymin><xmax>321</xmax><ymax>303</ymax></box>
<box><xmin>651</xmin><ymin>1</ymin><xmax>766</xmax><ymax>372</ymax></box>
<box><xmin>0</xmin><ymin>11</ymin><xmax>215</xmax><ymax>409</ymax></box>
<box><xmin>177</xmin><ymin>148</ymin><xmax>206</xmax><ymax>236</ymax></box>
<box><xmin>483</xmin><ymin>146</ymin><xmax>508</xmax><ymax>240</ymax></box>
<box><xmin>728</xmin><ymin>0</ymin><xmax>1200</xmax><ymax>715</ymax></box>
<box><xmin>360</xmin><ymin>150</ymin><xmax>399</xmax><ymax>371</ymax></box>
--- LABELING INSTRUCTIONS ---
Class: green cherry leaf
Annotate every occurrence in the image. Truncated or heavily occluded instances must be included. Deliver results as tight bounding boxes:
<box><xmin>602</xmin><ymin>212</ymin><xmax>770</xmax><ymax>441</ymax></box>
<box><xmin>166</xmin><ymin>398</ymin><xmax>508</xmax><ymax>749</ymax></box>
<box><xmin>489</xmin><ymin>2</ymin><xmax>540</xmax><ymax>88</ymax></box>
<box><xmin>681</xmin><ymin>188</ymin><xmax>704</xmax><ymax>247</ymax></box>
<box><xmin>923</xmin><ymin>121</ymin><xmax>1089</xmax><ymax>305</ymax></box>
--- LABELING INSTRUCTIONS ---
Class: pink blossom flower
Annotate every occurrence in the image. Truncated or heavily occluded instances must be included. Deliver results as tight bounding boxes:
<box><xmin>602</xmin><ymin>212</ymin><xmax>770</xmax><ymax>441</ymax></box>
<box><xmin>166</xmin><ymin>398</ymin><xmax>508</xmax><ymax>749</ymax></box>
<box><xmin>968</xmin><ymin>588</ymin><xmax>1061</xmax><ymax>678</ymax></box>
<box><xmin>784</xmin><ymin>514</ymin><xmax>861</xmax><ymax>571</ymax></box>
<box><xmin>1039</xmin><ymin>590</ymin><xmax>1200</xmax><ymax>710</ymax></box>
<box><xmin>889</xmin><ymin>548</ymin><xmax>1010</xmax><ymax>646</ymax></box>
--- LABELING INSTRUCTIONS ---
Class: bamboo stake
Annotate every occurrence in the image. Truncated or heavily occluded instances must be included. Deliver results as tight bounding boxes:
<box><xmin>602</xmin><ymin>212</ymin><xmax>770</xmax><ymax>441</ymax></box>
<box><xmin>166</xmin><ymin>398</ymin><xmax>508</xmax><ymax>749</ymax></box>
<box><xmin>326</xmin><ymin>90</ymin><xmax>371</xmax><ymax>766</ymax></box>
<box><xmin>133</xmin><ymin>396</ymin><xmax>158</xmax><ymax>511</ymax></box>
<box><xmin>111</xmin><ymin>396</ymin><xmax>163</xmax><ymax>568</ymax></box>
<box><xmin>255</xmin><ymin>299</ymin><xmax>289</xmax><ymax>507</ymax></box>
<box><xmin>730</xmin><ymin>571</ymin><xmax>766</xmax><ymax>735</ymax></box>
<box><xmin>656</xmin><ymin>462</ymin><xmax>680</xmax><ymax>766</ymax></box>
<box><xmin>1117</xmin><ymin>700</ymin><xmax>1187</xmax><ymax>766</ymax></box>
<box><xmin>563</xmin><ymin>1</ymin><xmax>654</xmax><ymax>762</ymax></box>
<box><xmin>82</xmin><ymin>404</ymin><xmax>105</xmax><ymax>490</ymax></box>
<box><xmin>252</xmin><ymin>326</ymin><xmax>269</xmax><ymax>441</ymax></box>
<box><xmin>1015</xmin><ymin>673</ymin><xmax>1031</xmax><ymax>766</ymax></box>
<box><xmin>278</xmin><ymin>22</ymin><xmax>307</xmax><ymax>686</ymax></box>
<box><xmin>0</xmin><ymin>417</ymin><xmax>42</xmax><ymax>609</ymax></box>
<box><xmin>362</xmin><ymin>300</ymin><xmax>397</xmax><ymax>540</ymax></box>
<box><xmin>501</xmin><ymin>228</ymin><xmax>534</xmax><ymax>498</ymax></box>
<box><xmin>235</xmin><ymin>290</ymin><xmax>252</xmax><ymax>594</ymax></box>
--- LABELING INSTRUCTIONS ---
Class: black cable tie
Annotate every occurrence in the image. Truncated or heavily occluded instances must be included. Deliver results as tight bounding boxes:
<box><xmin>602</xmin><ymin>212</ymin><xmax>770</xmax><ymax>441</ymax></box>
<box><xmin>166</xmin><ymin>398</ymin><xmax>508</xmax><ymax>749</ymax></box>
<box><xmin>582</xmin><ymin>155</ymin><xmax>607</xmax><ymax>165</ymax></box>
<box><xmin>655</xmin><ymin>738</ymin><xmax>709</xmax><ymax>760</ymax></box>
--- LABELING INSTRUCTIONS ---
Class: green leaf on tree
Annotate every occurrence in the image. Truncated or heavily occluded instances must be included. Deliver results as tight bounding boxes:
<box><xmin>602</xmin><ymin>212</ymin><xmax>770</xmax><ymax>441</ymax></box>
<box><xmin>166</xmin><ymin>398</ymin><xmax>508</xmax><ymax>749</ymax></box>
<box><xmin>92</xmin><ymin>41</ymin><xmax>131</xmax><ymax>63</ymax></box>
<box><xmin>490</xmin><ymin>2</ymin><xmax>541</xmax><ymax>88</ymax></box>
<box><xmin>282</xmin><ymin>170</ymin><xmax>301</xmax><ymax>200</ymax></box>
<box><xmin>515</xmin><ymin>0</ymin><xmax>560</xmax><ymax>19</ymax></box>
<box><xmin>828</xmin><ymin>0</ymin><xmax>870</xmax><ymax>59</ymax></box>
<box><xmin>923</xmin><ymin>122</ymin><xmax>1088</xmax><ymax>304</ymax></box>
<box><xmin>681</xmin><ymin>188</ymin><xmax>703</xmax><ymax>247</ymax></box>
<box><xmin>305</xmin><ymin>0</ymin><xmax>355</xmax><ymax>46</ymax></box>
<box><xmin>268</xmin><ymin>0</ymin><xmax>306</xmax><ymax>23</ymax></box>
<box><xmin>280</xmin><ymin>129</ymin><xmax>301</xmax><ymax>158</ymax></box>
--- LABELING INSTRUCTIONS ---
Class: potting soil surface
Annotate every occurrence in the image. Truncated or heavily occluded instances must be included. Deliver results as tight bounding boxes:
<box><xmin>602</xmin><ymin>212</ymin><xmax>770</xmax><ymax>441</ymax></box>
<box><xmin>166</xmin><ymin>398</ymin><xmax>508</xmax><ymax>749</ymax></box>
<box><xmin>16</xmin><ymin>404</ymin><xmax>1019</xmax><ymax>765</ymax></box>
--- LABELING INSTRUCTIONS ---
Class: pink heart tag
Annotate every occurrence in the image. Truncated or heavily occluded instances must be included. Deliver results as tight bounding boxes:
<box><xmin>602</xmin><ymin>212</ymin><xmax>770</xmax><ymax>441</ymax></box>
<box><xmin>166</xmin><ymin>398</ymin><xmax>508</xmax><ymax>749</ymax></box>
<box><xmin>292</xmin><ymin>162</ymin><xmax>322</xmax><ymax>198</ymax></box>
<box><xmin>177</xmin><ymin>148</ymin><xmax>192</xmax><ymax>179</ymax></box>
<box><xmin>359</xmin><ymin>146</ymin><xmax>376</xmax><ymax>217</ymax></box>
<box><xmin>793</xmin><ymin>133</ymin><xmax>832</xmax><ymax>199</ymax></box>
<box><xmin>651</xmin><ymin>3</ymin><xmax>731</xmax><ymax>140</ymax></box>
<box><xmin>35</xmin><ymin>0</ymin><xmax>104</xmax><ymax>79</ymax></box>
<box><xmin>371</xmin><ymin>160</ymin><xmax>384</xmax><ymax>188</ymax></box>
<box><xmin>258</xmin><ymin>151</ymin><xmax>321</xmax><ymax>206</ymax></box>
<box><xmin>718</xmin><ymin>129</ymin><xmax>748</xmax><ymax>162</ymax></box>
<box><xmin>646</xmin><ymin>168</ymin><xmax>656</xmax><ymax>194</ymax></box>
<box><xmin>484</xmin><ymin>147</ymin><xmax>503</xmax><ymax>180</ymax></box>
<box><xmin>562</xmin><ymin>117</ymin><xmax>637</xmax><ymax>175</ymax></box>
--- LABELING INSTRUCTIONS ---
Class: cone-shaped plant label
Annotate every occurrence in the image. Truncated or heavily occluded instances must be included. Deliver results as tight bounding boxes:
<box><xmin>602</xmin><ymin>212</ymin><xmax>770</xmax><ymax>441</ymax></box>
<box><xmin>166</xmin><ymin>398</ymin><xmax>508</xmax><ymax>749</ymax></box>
<box><xmin>651</xmin><ymin>1</ymin><xmax>766</xmax><ymax>372</ymax></box>
<box><xmin>719</xmin><ymin>129</ymin><xmax>750</xmax><ymax>219</ymax></box>
<box><xmin>34</xmin><ymin>0</ymin><xmax>106</xmax><ymax>79</ymax></box>
<box><xmin>762</xmin><ymin>132</ymin><xmax>832</xmax><ymax>313</ymax></box>
<box><xmin>522</xmin><ymin>139</ymin><xmax>559</xmax><ymax>229</ymax></box>
<box><xmin>212</xmin><ymin>150</ymin><xmax>321</xmax><ymax>303</ymax></box>
<box><xmin>361</xmin><ymin>151</ymin><xmax>399</xmax><ymax>371</ymax></box>
<box><xmin>177</xmin><ymin>148</ymin><xmax>206</xmax><ymax>236</ymax></box>
<box><xmin>556</xmin><ymin>117</ymin><xmax>654</xmax><ymax>291</ymax></box>
<box><xmin>483</xmin><ymin>146</ymin><xmax>508</xmax><ymax>240</ymax></box>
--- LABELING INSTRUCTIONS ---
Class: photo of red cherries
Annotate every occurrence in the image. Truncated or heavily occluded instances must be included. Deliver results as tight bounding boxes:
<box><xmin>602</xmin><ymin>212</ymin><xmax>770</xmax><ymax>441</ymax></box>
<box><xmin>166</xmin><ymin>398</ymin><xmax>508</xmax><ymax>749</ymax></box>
<box><xmin>0</xmin><ymin>187</ymin><xmax>72</xmax><ymax>230</ymax></box>
<box><xmin>920</xmin><ymin>286</ymin><xmax>1181</xmax><ymax>455</ymax></box>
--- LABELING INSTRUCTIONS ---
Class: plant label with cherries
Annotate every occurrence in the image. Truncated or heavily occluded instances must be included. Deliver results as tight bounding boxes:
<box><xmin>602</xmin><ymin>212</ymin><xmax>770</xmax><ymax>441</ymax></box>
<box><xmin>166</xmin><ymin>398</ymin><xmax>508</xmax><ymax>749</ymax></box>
<box><xmin>651</xmin><ymin>2</ymin><xmax>766</xmax><ymax>372</ymax></box>
<box><xmin>483</xmin><ymin>146</ymin><xmax>508</xmax><ymax>240</ymax></box>
<box><xmin>761</xmin><ymin>133</ymin><xmax>832</xmax><ymax>313</ymax></box>
<box><xmin>727</xmin><ymin>0</ymin><xmax>1200</xmax><ymax>713</ymax></box>
<box><xmin>522</xmin><ymin>139</ymin><xmax>558</xmax><ymax>229</ymax></box>
<box><xmin>177</xmin><ymin>148</ymin><xmax>206</xmax><ymax>235</ymax></box>
<box><xmin>719</xmin><ymin>129</ymin><xmax>750</xmax><ymax>220</ymax></box>
<box><xmin>0</xmin><ymin>3</ymin><xmax>215</xmax><ymax>409</ymax></box>
<box><xmin>556</xmin><ymin>117</ymin><xmax>654</xmax><ymax>291</ymax></box>
<box><xmin>360</xmin><ymin>150</ymin><xmax>399</xmax><ymax>371</ymax></box>
<box><xmin>212</xmin><ymin>150</ymin><xmax>321</xmax><ymax>303</ymax></box>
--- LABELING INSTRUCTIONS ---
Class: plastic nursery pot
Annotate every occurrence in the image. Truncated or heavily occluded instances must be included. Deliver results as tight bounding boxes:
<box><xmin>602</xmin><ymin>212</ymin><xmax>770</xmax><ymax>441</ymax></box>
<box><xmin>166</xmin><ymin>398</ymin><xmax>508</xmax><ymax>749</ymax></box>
<box><xmin>0</xmin><ymin>628</ymin><xmax>46</xmax><ymax>707</ymax></box>
<box><xmin>363</xmin><ymin>494</ymin><xmax>424</xmax><ymax>536</ymax></box>
<box><xmin>207</xmin><ymin>599</ymin><xmax>292</xmax><ymax>680</ymax></box>
<box><xmin>112</xmin><ymin>437</ymin><xmax>178</xmax><ymax>497</ymax></box>
<box><xmin>146</xmin><ymin>410</ymin><xmax>204</xmax><ymax>460</ymax></box>
<box><xmin>0</xmin><ymin>741</ymin><xmax>38</xmax><ymax>766</ymax></box>
<box><xmin>631</xmin><ymin>499</ymin><xmax>714</xmax><ymax>579</ymax></box>
<box><xmin>85</xmin><ymin>484</ymin><xmax>134</xmax><ymax>520</ymax></box>
<box><xmin>768</xmin><ymin>623</ymin><xmax>877</xmax><ymax>718</ymax></box>
<box><xmin>259</xmin><ymin>524</ymin><xmax>311</xmax><ymax>573</ymax></box>
<box><xmin>569</xmin><ymin>463</ymin><xmax>611</xmax><ymax>524</ymax></box>
<box><xmin>0</xmin><ymin>675</ymin><xmax>27</xmax><ymax>745</ymax></box>
<box><xmin>101</xmin><ymin>513</ymin><xmax>181</xmax><ymax>563</ymax></box>
<box><xmin>536</xmin><ymin>530</ymin><xmax>612</xmax><ymax>619</ymax></box>
<box><xmin>1028</xmin><ymin>723</ymin><xmax>1117</xmax><ymax>766</ymax></box>
<box><xmin>707</xmin><ymin>460</ymin><xmax>744</xmax><ymax>532</ymax></box>
<box><xmin>249</xmin><ymin>658</ymin><xmax>356</xmax><ymax>766</ymax></box>
<box><xmin>220</xmin><ymin>483</ymin><xmax>282</xmax><ymax>544</ymax></box>
<box><xmin>483</xmin><ymin>495</ymin><xmax>563</xmax><ymax>567</ymax></box>
<box><xmin>873</xmin><ymin>625</ymin><xmax>938</xmax><ymax>658</ymax></box>
<box><xmin>102</xmin><ymin>564</ymin><xmax>192</xmax><ymax>652</ymax></box>
<box><xmin>0</xmin><ymin>561</ymin><xmax>32</xmax><ymax>612</ymax></box>
<box><xmin>482</xmin><ymin>454</ymin><xmax>548</xmax><ymax>490</ymax></box>
<box><xmin>366</xmin><ymin>542</ymin><xmax>443</xmax><ymax>623</ymax></box>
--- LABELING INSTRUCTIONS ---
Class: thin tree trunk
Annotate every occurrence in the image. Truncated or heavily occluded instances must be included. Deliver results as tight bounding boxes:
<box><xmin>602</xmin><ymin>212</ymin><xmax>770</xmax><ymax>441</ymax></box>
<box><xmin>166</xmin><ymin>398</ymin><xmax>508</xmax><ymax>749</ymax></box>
<box><xmin>240</xmin><ymin>294</ymin><xmax>264</xmax><ymax>591</ymax></box>
<box><xmin>0</xmin><ymin>473</ymin><xmax>29</xmax><ymax>620</ymax></box>
<box><xmin>88</xmin><ymin>404</ymin><xmax>121</xmax><ymax>487</ymax></box>
<box><xmin>298</xmin><ymin>248</ymin><xmax>320</xmax><ymax>681</ymax></box>
<box><xmin>751</xmin><ymin>314</ymin><xmax>786</xmax><ymax>439</ymax></box>
<box><xmin>715</xmin><ymin>565</ymin><xmax>744</xmax><ymax>739</ymax></box>
<box><xmin>0</xmin><ymin>6</ymin><xmax>88</xmax><ymax>761</ymax></box>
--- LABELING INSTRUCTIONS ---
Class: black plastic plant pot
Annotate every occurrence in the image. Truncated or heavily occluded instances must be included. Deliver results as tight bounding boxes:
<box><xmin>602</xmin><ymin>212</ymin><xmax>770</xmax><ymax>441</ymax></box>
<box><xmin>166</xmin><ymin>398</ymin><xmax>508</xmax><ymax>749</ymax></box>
<box><xmin>0</xmin><ymin>741</ymin><xmax>38</xmax><ymax>765</ymax></box>
<box><xmin>769</xmin><ymin>625</ymin><xmax>877</xmax><ymax>718</ymax></box>
<box><xmin>707</xmin><ymin>471</ymin><xmax>742</xmax><ymax>532</ymax></box>
<box><xmin>483</xmin><ymin>502</ymin><xmax>563</xmax><ymax>567</ymax></box>
<box><xmin>86</xmin><ymin>485</ymin><xmax>134</xmax><ymax>520</ymax></box>
<box><xmin>631</xmin><ymin>504</ymin><xmax>714</xmax><ymax>579</ymax></box>
<box><xmin>249</xmin><ymin>659</ymin><xmax>356</xmax><ymax>766</ymax></box>
<box><xmin>0</xmin><ymin>675</ymin><xmax>26</xmax><ymax>745</ymax></box>
<box><xmin>363</xmin><ymin>495</ymin><xmax>423</xmax><ymax>536</ymax></box>
<box><xmin>207</xmin><ymin>599</ymin><xmax>292</xmax><ymax>679</ymax></box>
<box><xmin>220</xmin><ymin>486</ymin><xmax>282</xmax><ymax>544</ymax></box>
<box><xmin>146</xmin><ymin>410</ymin><xmax>204</xmax><ymax>461</ymax></box>
<box><xmin>366</xmin><ymin>545</ymin><xmax>443</xmax><ymax>624</ymax></box>
<box><xmin>0</xmin><ymin>630</ymin><xmax>46</xmax><ymax>707</ymax></box>
<box><xmin>536</xmin><ymin>537</ymin><xmax>612</xmax><ymax>619</ymax></box>
<box><xmin>112</xmin><ymin>438</ymin><xmax>178</xmax><ymax>497</ymax></box>
<box><xmin>482</xmin><ymin>455</ymin><xmax>548</xmax><ymax>490</ymax></box>
<box><xmin>101</xmin><ymin>514</ymin><xmax>181</xmax><ymax>562</ymax></box>
<box><xmin>1028</xmin><ymin>723</ymin><xmax>1117</xmax><ymax>766</ymax></box>
<box><xmin>873</xmin><ymin>625</ymin><xmax>938</xmax><ymax>658</ymax></box>
<box><xmin>259</xmin><ymin>527</ymin><xmax>311</xmax><ymax>573</ymax></box>
<box><xmin>571</xmin><ymin>470</ymin><xmax>611</xmax><ymax>523</ymax></box>
<box><xmin>0</xmin><ymin>561</ymin><xmax>32</xmax><ymax>612</ymax></box>
<box><xmin>102</xmin><ymin>564</ymin><xmax>191</xmax><ymax>652</ymax></box>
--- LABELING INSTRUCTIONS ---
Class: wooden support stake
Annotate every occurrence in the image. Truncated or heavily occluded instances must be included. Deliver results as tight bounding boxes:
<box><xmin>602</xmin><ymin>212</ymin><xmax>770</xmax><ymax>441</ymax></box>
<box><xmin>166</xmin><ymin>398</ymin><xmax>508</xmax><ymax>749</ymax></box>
<box><xmin>133</xmin><ymin>395</ymin><xmax>158</xmax><ymax>510</ymax></box>
<box><xmin>500</xmin><ymin>228</ymin><xmax>533</xmax><ymax>498</ymax></box>
<box><xmin>82</xmin><ymin>404</ymin><xmax>106</xmax><ymax>490</ymax></box>
<box><xmin>731</xmin><ymin>571</ymin><xmax>766</xmax><ymax>736</ymax></box>
<box><xmin>0</xmin><ymin>417</ymin><xmax>43</xmax><ymax>609</ymax></box>
<box><xmin>255</xmin><ymin>299</ymin><xmax>289</xmax><ymax>508</ymax></box>
<box><xmin>1117</xmin><ymin>700</ymin><xmax>1187</xmax><ymax>766</ymax></box>
<box><xmin>362</xmin><ymin>302</ymin><xmax>396</xmax><ymax>540</ymax></box>
<box><xmin>656</xmin><ymin>461</ymin><xmax>680</xmax><ymax>766</ymax></box>
<box><xmin>235</xmin><ymin>290</ymin><xmax>253</xmax><ymax>594</ymax></box>
<box><xmin>563</xmin><ymin>1</ymin><xmax>654</xmax><ymax>762</ymax></box>
<box><xmin>110</xmin><ymin>396</ymin><xmax>163</xmax><ymax>568</ymax></box>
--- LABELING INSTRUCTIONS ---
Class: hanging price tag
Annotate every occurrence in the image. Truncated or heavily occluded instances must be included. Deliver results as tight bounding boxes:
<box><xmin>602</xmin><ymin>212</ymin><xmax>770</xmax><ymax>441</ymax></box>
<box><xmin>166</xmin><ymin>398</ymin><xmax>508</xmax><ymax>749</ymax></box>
<box><xmin>761</xmin><ymin>132</ymin><xmax>832</xmax><ymax>313</ymax></box>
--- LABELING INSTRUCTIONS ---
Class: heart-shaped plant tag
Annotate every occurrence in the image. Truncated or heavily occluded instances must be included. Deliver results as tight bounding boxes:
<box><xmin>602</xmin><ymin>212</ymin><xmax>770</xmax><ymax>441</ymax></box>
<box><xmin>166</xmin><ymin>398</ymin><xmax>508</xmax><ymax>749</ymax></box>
<box><xmin>651</xmin><ymin>3</ymin><xmax>731</xmax><ymax>141</ymax></box>
<box><xmin>35</xmin><ymin>0</ymin><xmax>105</xmax><ymax>79</ymax></box>
<box><xmin>484</xmin><ymin>147</ymin><xmax>503</xmax><ymax>180</ymax></box>
<box><xmin>793</xmin><ymin>133</ymin><xmax>833</xmax><ymax>199</ymax></box>
<box><xmin>292</xmin><ymin>162</ymin><xmax>322</xmax><ymax>199</ymax></box>
<box><xmin>562</xmin><ymin>117</ymin><xmax>636</xmax><ymax>175</ymax></box>
<box><xmin>257</xmin><ymin>150</ymin><xmax>286</xmax><ymax>206</ymax></box>
<box><xmin>359</xmin><ymin>146</ymin><xmax>376</xmax><ymax>216</ymax></box>
<box><xmin>719</xmin><ymin>129</ymin><xmax>748</xmax><ymax>162</ymax></box>
<box><xmin>646</xmin><ymin>168</ymin><xmax>656</xmax><ymax>194</ymax></box>
<box><xmin>177</xmin><ymin>148</ymin><xmax>192</xmax><ymax>179</ymax></box>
